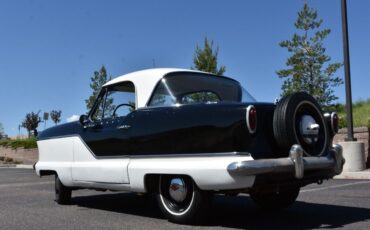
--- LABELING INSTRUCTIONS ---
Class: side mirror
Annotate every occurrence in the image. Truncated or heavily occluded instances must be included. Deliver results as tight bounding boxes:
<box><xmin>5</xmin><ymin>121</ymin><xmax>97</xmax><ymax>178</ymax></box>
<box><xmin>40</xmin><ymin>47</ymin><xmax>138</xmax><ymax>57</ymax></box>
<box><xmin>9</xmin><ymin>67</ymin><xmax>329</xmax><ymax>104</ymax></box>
<box><xmin>79</xmin><ymin>114</ymin><xmax>90</xmax><ymax>126</ymax></box>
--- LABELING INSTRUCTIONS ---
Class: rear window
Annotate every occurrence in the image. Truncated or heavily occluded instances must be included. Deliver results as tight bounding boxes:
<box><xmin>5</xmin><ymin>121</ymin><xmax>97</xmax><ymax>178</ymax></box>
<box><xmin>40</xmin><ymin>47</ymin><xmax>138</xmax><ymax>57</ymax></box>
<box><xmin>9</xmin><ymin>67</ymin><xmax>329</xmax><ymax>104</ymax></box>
<box><xmin>148</xmin><ymin>72</ymin><xmax>249</xmax><ymax>107</ymax></box>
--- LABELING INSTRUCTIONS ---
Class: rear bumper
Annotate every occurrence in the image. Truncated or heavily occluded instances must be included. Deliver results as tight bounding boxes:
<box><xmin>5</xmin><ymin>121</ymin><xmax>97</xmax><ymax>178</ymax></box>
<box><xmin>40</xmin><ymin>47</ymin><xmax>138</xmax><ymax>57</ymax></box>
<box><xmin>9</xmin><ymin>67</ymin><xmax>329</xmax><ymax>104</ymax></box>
<box><xmin>227</xmin><ymin>144</ymin><xmax>344</xmax><ymax>179</ymax></box>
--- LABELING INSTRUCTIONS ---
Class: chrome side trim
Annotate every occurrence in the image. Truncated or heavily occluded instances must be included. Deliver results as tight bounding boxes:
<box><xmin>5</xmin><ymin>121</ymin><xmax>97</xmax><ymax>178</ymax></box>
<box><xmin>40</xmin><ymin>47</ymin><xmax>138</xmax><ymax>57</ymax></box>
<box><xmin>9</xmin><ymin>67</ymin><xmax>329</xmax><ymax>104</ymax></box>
<box><xmin>331</xmin><ymin>112</ymin><xmax>338</xmax><ymax>134</ymax></box>
<box><xmin>333</xmin><ymin>144</ymin><xmax>344</xmax><ymax>174</ymax></box>
<box><xmin>227</xmin><ymin>144</ymin><xmax>344</xmax><ymax>179</ymax></box>
<box><xmin>129</xmin><ymin>152</ymin><xmax>251</xmax><ymax>159</ymax></box>
<box><xmin>290</xmin><ymin>145</ymin><xmax>304</xmax><ymax>179</ymax></box>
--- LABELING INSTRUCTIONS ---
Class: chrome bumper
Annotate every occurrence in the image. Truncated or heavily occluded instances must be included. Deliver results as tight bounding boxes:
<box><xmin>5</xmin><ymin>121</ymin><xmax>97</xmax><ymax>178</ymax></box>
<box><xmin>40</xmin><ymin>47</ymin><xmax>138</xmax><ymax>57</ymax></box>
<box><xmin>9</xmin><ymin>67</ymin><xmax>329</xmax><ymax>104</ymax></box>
<box><xmin>227</xmin><ymin>144</ymin><xmax>344</xmax><ymax>179</ymax></box>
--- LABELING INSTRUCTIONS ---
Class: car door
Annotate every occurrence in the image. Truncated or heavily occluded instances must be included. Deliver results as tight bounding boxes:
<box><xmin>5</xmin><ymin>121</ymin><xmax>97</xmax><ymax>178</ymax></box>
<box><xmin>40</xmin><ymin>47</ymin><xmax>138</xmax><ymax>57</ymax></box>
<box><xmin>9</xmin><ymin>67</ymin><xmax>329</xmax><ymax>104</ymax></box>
<box><xmin>72</xmin><ymin>81</ymin><xmax>136</xmax><ymax>184</ymax></box>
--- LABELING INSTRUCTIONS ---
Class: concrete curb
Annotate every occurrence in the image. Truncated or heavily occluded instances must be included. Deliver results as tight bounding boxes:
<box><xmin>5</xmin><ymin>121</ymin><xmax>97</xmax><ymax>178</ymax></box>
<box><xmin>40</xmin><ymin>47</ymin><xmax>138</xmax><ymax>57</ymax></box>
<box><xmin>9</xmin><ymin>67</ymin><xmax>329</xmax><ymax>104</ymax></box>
<box><xmin>16</xmin><ymin>164</ymin><xmax>34</xmax><ymax>169</ymax></box>
<box><xmin>0</xmin><ymin>164</ymin><xmax>33</xmax><ymax>169</ymax></box>
<box><xmin>334</xmin><ymin>170</ymin><xmax>370</xmax><ymax>180</ymax></box>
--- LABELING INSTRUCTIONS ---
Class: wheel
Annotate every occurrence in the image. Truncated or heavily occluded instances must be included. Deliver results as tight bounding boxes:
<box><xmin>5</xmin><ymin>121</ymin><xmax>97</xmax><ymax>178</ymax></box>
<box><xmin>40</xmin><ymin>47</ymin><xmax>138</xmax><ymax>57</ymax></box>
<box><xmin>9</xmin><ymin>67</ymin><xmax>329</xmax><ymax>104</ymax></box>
<box><xmin>157</xmin><ymin>175</ymin><xmax>212</xmax><ymax>224</ymax></box>
<box><xmin>55</xmin><ymin>174</ymin><xmax>71</xmax><ymax>205</ymax></box>
<box><xmin>250</xmin><ymin>186</ymin><xmax>300</xmax><ymax>209</ymax></box>
<box><xmin>273</xmin><ymin>92</ymin><xmax>329</xmax><ymax>156</ymax></box>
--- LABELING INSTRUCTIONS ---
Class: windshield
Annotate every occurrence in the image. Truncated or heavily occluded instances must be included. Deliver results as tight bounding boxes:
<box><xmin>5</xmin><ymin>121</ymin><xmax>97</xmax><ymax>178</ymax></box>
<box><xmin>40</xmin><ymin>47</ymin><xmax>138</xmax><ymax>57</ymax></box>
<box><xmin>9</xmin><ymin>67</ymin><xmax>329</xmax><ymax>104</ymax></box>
<box><xmin>90</xmin><ymin>81</ymin><xmax>136</xmax><ymax>121</ymax></box>
<box><xmin>148</xmin><ymin>72</ymin><xmax>255</xmax><ymax>107</ymax></box>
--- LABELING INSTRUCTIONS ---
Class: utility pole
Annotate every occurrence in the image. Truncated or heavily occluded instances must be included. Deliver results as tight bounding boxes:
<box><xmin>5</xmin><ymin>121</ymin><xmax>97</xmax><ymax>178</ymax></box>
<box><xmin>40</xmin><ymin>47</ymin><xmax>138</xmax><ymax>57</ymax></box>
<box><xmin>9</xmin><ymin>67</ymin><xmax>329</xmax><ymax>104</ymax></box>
<box><xmin>43</xmin><ymin>112</ymin><xmax>49</xmax><ymax>130</ymax></box>
<box><xmin>341</xmin><ymin>0</ymin><xmax>356</xmax><ymax>141</ymax></box>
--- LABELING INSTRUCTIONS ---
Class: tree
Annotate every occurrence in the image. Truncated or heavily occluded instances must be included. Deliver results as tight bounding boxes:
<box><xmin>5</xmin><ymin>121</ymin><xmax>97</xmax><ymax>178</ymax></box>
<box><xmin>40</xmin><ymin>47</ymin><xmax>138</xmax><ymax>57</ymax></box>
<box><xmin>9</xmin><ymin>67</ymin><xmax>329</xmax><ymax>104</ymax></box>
<box><xmin>50</xmin><ymin>110</ymin><xmax>62</xmax><ymax>125</ymax></box>
<box><xmin>276</xmin><ymin>3</ymin><xmax>343</xmax><ymax>107</ymax></box>
<box><xmin>85</xmin><ymin>66</ymin><xmax>111</xmax><ymax>111</ymax></box>
<box><xmin>193</xmin><ymin>37</ymin><xmax>226</xmax><ymax>76</ymax></box>
<box><xmin>22</xmin><ymin>111</ymin><xmax>41</xmax><ymax>137</ymax></box>
<box><xmin>0</xmin><ymin>122</ymin><xmax>4</xmax><ymax>139</ymax></box>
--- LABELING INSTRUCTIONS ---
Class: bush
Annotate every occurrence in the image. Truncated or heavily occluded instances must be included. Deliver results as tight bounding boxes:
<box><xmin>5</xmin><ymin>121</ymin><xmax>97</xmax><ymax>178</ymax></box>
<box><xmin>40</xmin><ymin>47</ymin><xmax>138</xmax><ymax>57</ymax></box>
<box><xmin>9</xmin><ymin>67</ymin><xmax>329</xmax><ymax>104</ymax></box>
<box><xmin>338</xmin><ymin>115</ymin><xmax>347</xmax><ymax>129</ymax></box>
<box><xmin>337</xmin><ymin>99</ymin><xmax>370</xmax><ymax>128</ymax></box>
<box><xmin>0</xmin><ymin>137</ymin><xmax>37</xmax><ymax>149</ymax></box>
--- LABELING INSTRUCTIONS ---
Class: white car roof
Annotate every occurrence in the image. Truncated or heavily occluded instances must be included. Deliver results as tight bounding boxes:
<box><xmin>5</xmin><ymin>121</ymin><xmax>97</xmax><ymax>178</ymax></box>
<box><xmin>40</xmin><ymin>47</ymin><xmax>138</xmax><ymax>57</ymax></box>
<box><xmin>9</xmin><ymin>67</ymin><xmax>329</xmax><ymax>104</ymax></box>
<box><xmin>103</xmin><ymin>68</ymin><xmax>204</xmax><ymax>108</ymax></box>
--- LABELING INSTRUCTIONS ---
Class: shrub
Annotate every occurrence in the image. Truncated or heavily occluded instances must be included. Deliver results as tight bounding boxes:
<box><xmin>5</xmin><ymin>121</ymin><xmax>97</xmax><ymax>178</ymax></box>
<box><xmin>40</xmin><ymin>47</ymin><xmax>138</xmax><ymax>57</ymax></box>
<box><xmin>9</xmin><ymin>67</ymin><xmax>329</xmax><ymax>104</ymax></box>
<box><xmin>338</xmin><ymin>115</ymin><xmax>347</xmax><ymax>129</ymax></box>
<box><xmin>0</xmin><ymin>138</ymin><xmax>37</xmax><ymax>149</ymax></box>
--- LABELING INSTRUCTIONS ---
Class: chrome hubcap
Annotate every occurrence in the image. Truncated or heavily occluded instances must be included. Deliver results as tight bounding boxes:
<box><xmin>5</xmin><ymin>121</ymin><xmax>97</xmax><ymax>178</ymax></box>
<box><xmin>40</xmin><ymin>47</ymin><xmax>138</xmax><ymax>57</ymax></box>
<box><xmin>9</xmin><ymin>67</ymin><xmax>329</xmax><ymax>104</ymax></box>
<box><xmin>168</xmin><ymin>178</ymin><xmax>187</xmax><ymax>202</ymax></box>
<box><xmin>300</xmin><ymin>115</ymin><xmax>320</xmax><ymax>144</ymax></box>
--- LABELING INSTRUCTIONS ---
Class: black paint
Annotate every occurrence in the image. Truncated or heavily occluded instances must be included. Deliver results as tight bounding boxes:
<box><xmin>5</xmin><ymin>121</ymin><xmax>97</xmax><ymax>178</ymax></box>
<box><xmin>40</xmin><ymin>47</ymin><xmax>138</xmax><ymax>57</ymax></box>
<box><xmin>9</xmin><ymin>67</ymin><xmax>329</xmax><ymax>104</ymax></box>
<box><xmin>38</xmin><ymin>102</ymin><xmax>284</xmax><ymax>159</ymax></box>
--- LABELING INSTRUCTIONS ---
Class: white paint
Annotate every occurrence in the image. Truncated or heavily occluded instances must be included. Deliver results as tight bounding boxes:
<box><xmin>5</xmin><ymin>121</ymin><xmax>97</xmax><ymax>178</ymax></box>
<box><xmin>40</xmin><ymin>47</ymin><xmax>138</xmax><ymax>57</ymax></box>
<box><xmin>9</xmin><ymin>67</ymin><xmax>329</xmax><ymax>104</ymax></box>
<box><xmin>72</xmin><ymin>136</ymin><xmax>129</xmax><ymax>184</ymax></box>
<box><xmin>300</xmin><ymin>181</ymin><xmax>370</xmax><ymax>193</ymax></box>
<box><xmin>36</xmin><ymin>137</ymin><xmax>74</xmax><ymax>186</ymax></box>
<box><xmin>36</xmin><ymin>136</ymin><xmax>130</xmax><ymax>185</ymax></box>
<box><xmin>36</xmin><ymin>135</ymin><xmax>255</xmax><ymax>192</ymax></box>
<box><xmin>128</xmin><ymin>155</ymin><xmax>256</xmax><ymax>192</ymax></box>
<box><xmin>103</xmin><ymin>68</ymin><xmax>204</xmax><ymax>108</ymax></box>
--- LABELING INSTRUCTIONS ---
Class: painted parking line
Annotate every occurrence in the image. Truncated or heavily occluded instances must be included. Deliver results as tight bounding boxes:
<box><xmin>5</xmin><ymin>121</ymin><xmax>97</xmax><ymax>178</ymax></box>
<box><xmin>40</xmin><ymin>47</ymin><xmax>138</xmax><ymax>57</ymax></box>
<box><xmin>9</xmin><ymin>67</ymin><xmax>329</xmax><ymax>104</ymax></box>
<box><xmin>0</xmin><ymin>181</ymin><xmax>52</xmax><ymax>189</ymax></box>
<box><xmin>300</xmin><ymin>181</ymin><xmax>370</xmax><ymax>193</ymax></box>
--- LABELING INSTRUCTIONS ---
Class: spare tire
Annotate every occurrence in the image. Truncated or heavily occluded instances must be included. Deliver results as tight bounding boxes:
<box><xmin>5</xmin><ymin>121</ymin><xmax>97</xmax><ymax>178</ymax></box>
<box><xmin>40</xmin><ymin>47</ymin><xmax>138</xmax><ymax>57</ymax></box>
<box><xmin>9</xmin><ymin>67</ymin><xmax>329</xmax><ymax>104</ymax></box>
<box><xmin>273</xmin><ymin>92</ymin><xmax>329</xmax><ymax>156</ymax></box>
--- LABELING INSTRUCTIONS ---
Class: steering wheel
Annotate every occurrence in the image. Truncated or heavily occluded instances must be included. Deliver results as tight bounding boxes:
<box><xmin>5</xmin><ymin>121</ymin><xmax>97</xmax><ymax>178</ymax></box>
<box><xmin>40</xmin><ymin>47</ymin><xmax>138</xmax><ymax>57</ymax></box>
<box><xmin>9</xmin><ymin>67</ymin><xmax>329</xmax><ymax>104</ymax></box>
<box><xmin>112</xmin><ymin>103</ymin><xmax>135</xmax><ymax>118</ymax></box>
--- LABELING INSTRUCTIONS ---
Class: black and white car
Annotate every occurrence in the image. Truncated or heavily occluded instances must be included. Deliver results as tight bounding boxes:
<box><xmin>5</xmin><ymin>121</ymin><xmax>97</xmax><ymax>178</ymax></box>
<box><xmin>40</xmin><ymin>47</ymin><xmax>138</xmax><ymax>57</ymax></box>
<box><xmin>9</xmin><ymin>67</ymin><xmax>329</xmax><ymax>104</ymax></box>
<box><xmin>35</xmin><ymin>68</ymin><xmax>344</xmax><ymax>224</ymax></box>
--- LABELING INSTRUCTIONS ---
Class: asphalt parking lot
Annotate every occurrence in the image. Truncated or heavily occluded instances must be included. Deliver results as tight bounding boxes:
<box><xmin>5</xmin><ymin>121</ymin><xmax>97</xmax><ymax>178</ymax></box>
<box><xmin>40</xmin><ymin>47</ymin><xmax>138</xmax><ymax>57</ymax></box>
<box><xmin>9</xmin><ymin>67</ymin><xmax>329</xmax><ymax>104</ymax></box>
<box><xmin>0</xmin><ymin>168</ymin><xmax>369</xmax><ymax>230</ymax></box>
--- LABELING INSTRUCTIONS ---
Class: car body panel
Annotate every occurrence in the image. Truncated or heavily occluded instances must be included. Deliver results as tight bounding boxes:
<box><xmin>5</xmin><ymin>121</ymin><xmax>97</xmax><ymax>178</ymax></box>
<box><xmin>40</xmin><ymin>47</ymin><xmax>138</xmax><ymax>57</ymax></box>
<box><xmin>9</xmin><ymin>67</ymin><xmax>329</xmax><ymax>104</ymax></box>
<box><xmin>35</xmin><ymin>68</ymin><xmax>342</xmax><ymax>194</ymax></box>
<box><xmin>103</xmin><ymin>68</ymin><xmax>201</xmax><ymax>109</ymax></box>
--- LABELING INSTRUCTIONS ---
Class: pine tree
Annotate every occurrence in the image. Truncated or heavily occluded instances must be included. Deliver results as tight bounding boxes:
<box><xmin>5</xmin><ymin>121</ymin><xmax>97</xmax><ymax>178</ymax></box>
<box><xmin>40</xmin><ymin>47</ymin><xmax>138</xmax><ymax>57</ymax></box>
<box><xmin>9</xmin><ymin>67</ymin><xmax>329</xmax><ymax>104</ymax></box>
<box><xmin>85</xmin><ymin>66</ymin><xmax>112</xmax><ymax>114</ymax></box>
<box><xmin>193</xmin><ymin>37</ymin><xmax>226</xmax><ymax>76</ymax></box>
<box><xmin>277</xmin><ymin>3</ymin><xmax>343</xmax><ymax>107</ymax></box>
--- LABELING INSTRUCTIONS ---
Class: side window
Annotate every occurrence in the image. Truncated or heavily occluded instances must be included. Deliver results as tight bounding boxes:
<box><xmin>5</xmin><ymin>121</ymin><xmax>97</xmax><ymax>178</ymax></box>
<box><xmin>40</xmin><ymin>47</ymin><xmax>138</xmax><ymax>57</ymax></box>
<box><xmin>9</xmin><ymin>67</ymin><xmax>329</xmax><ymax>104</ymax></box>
<box><xmin>181</xmin><ymin>91</ymin><xmax>220</xmax><ymax>104</ymax></box>
<box><xmin>150</xmin><ymin>93</ymin><xmax>176</xmax><ymax>106</ymax></box>
<box><xmin>91</xmin><ymin>82</ymin><xmax>136</xmax><ymax>121</ymax></box>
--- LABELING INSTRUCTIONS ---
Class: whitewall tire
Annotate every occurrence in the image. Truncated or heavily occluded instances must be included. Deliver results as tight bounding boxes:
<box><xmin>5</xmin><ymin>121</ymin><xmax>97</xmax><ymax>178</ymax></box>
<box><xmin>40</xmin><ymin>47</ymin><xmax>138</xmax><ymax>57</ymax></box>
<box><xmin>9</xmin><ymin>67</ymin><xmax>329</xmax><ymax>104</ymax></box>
<box><xmin>157</xmin><ymin>175</ymin><xmax>212</xmax><ymax>224</ymax></box>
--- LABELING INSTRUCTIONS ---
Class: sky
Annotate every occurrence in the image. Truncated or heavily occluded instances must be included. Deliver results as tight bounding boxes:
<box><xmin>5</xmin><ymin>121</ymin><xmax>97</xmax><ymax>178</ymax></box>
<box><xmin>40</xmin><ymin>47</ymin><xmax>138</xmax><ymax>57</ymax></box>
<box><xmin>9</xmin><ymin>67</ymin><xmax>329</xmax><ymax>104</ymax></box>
<box><xmin>0</xmin><ymin>0</ymin><xmax>369</xmax><ymax>136</ymax></box>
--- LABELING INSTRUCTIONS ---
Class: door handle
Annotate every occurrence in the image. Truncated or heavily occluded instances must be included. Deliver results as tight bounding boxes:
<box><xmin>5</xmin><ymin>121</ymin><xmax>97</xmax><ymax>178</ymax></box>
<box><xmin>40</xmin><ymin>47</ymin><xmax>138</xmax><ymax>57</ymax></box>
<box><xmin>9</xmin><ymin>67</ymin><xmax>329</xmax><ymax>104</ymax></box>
<box><xmin>84</xmin><ymin>122</ymin><xmax>103</xmax><ymax>129</ymax></box>
<box><xmin>117</xmin><ymin>124</ymin><xmax>131</xmax><ymax>130</ymax></box>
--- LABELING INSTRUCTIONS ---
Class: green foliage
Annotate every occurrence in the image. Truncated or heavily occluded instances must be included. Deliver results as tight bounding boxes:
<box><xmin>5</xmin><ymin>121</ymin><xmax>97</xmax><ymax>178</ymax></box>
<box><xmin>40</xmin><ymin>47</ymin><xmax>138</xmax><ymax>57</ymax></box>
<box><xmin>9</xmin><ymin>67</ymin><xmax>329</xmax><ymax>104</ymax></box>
<box><xmin>0</xmin><ymin>122</ymin><xmax>4</xmax><ymax>139</ymax></box>
<box><xmin>0</xmin><ymin>137</ymin><xmax>37</xmax><ymax>149</ymax></box>
<box><xmin>50</xmin><ymin>110</ymin><xmax>62</xmax><ymax>125</ymax></box>
<box><xmin>277</xmin><ymin>3</ymin><xmax>343</xmax><ymax>107</ymax></box>
<box><xmin>85</xmin><ymin>66</ymin><xmax>112</xmax><ymax>112</ymax></box>
<box><xmin>193</xmin><ymin>37</ymin><xmax>226</xmax><ymax>76</ymax></box>
<box><xmin>337</xmin><ymin>99</ymin><xmax>370</xmax><ymax>128</ymax></box>
<box><xmin>338</xmin><ymin>115</ymin><xmax>347</xmax><ymax>129</ymax></box>
<box><xmin>21</xmin><ymin>111</ymin><xmax>41</xmax><ymax>137</ymax></box>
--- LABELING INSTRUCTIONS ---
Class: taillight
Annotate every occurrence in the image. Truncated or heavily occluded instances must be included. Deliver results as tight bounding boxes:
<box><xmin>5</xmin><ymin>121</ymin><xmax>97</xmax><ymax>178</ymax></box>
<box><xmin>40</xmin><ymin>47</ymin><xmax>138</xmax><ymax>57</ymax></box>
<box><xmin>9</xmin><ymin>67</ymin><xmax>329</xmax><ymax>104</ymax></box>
<box><xmin>246</xmin><ymin>105</ymin><xmax>257</xmax><ymax>134</ymax></box>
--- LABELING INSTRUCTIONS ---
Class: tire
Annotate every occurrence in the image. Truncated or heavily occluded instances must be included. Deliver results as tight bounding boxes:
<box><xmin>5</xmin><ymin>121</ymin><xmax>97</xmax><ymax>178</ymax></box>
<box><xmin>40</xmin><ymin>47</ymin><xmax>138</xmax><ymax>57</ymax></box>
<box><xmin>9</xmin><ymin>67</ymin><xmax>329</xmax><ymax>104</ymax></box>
<box><xmin>157</xmin><ymin>175</ymin><xmax>212</xmax><ymax>224</ymax></box>
<box><xmin>55</xmin><ymin>174</ymin><xmax>72</xmax><ymax>205</ymax></box>
<box><xmin>250</xmin><ymin>186</ymin><xmax>300</xmax><ymax>209</ymax></box>
<box><xmin>273</xmin><ymin>92</ymin><xmax>329</xmax><ymax>156</ymax></box>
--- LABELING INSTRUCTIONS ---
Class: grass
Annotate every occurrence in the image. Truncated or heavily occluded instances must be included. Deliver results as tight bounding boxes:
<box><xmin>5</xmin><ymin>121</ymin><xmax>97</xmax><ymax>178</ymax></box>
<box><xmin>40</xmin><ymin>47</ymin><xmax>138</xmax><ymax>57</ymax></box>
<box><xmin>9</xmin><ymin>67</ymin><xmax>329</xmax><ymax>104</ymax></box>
<box><xmin>336</xmin><ymin>99</ymin><xmax>370</xmax><ymax>128</ymax></box>
<box><xmin>0</xmin><ymin>137</ymin><xmax>37</xmax><ymax>149</ymax></box>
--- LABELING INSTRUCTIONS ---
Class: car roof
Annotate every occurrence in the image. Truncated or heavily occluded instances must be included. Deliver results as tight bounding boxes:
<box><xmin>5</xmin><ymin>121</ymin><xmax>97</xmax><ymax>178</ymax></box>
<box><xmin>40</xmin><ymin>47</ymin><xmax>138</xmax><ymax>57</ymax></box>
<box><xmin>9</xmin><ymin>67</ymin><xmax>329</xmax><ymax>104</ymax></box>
<box><xmin>103</xmin><ymin>68</ymin><xmax>206</xmax><ymax>108</ymax></box>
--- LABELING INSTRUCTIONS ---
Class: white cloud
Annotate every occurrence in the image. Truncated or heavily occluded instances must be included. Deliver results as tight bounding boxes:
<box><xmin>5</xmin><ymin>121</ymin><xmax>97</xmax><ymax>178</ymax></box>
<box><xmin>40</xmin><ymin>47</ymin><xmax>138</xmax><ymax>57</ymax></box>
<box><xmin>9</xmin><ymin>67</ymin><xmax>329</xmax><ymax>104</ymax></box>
<box><xmin>66</xmin><ymin>115</ymin><xmax>80</xmax><ymax>123</ymax></box>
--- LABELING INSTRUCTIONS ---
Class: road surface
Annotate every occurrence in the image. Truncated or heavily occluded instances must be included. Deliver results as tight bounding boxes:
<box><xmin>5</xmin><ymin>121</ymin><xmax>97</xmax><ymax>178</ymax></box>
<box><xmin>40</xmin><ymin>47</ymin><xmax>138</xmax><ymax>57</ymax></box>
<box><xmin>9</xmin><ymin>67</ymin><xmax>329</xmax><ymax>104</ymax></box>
<box><xmin>0</xmin><ymin>168</ymin><xmax>369</xmax><ymax>229</ymax></box>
